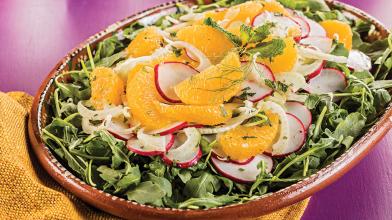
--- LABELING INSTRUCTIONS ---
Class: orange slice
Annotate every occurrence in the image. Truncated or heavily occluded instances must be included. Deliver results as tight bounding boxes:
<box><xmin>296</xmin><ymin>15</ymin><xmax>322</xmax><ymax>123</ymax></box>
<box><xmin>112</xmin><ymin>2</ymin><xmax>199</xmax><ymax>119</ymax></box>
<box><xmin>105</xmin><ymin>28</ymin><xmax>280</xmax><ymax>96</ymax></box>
<box><xmin>319</xmin><ymin>20</ymin><xmax>353</xmax><ymax>50</ymax></box>
<box><xmin>90</xmin><ymin>67</ymin><xmax>125</xmax><ymax>109</ymax></box>
<box><xmin>217</xmin><ymin>111</ymin><xmax>280</xmax><ymax>161</ymax></box>
<box><xmin>229</xmin><ymin>1</ymin><xmax>264</xmax><ymax>24</ymax></box>
<box><xmin>154</xmin><ymin>102</ymin><xmax>238</xmax><ymax>125</ymax></box>
<box><xmin>176</xmin><ymin>24</ymin><xmax>235</xmax><ymax>64</ymax></box>
<box><xmin>261</xmin><ymin>0</ymin><xmax>290</xmax><ymax>16</ymax></box>
<box><xmin>259</xmin><ymin>37</ymin><xmax>297</xmax><ymax>74</ymax></box>
<box><xmin>126</xmin><ymin>27</ymin><xmax>164</xmax><ymax>58</ymax></box>
<box><xmin>174</xmin><ymin>51</ymin><xmax>243</xmax><ymax>105</ymax></box>
<box><xmin>126</xmin><ymin>66</ymin><xmax>174</xmax><ymax>130</ymax></box>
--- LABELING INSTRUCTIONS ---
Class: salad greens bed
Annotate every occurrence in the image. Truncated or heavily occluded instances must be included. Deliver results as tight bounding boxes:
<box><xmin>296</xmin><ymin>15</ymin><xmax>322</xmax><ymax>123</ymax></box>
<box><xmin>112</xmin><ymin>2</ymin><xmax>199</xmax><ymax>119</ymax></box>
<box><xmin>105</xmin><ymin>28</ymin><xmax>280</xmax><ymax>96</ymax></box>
<box><xmin>42</xmin><ymin>0</ymin><xmax>392</xmax><ymax>209</ymax></box>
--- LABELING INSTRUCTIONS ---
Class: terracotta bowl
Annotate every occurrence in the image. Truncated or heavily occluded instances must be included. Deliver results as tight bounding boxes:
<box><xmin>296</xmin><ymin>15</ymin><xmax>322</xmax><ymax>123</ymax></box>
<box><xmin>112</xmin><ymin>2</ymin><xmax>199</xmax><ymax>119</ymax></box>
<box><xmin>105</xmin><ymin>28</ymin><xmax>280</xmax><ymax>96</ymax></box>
<box><xmin>28</xmin><ymin>1</ymin><xmax>392</xmax><ymax>219</ymax></box>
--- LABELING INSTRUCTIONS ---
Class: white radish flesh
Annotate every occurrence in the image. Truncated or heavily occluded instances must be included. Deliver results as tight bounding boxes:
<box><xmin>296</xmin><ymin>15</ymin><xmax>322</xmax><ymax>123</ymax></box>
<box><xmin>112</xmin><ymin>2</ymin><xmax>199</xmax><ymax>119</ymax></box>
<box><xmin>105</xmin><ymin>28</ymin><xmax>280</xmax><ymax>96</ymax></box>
<box><xmin>285</xmin><ymin>101</ymin><xmax>312</xmax><ymax>129</ymax></box>
<box><xmin>154</xmin><ymin>62</ymin><xmax>198</xmax><ymax>103</ymax></box>
<box><xmin>307</xmin><ymin>68</ymin><xmax>347</xmax><ymax>94</ymax></box>
<box><xmin>300</xmin><ymin>37</ymin><xmax>333</xmax><ymax>53</ymax></box>
<box><xmin>305</xmin><ymin>17</ymin><xmax>326</xmax><ymax>37</ymax></box>
<box><xmin>252</xmin><ymin>12</ymin><xmax>300</xmax><ymax>38</ymax></box>
<box><xmin>211</xmin><ymin>154</ymin><xmax>273</xmax><ymax>183</ymax></box>
<box><xmin>292</xmin><ymin>16</ymin><xmax>310</xmax><ymax>39</ymax></box>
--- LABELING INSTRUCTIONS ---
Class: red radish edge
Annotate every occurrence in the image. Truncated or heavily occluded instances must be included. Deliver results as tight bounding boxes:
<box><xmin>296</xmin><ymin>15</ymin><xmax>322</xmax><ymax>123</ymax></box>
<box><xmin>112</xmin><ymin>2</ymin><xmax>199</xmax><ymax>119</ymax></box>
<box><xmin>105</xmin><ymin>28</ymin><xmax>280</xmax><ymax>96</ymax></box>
<box><xmin>149</xmin><ymin>122</ymin><xmax>189</xmax><ymax>135</ymax></box>
<box><xmin>240</xmin><ymin>61</ymin><xmax>275</xmax><ymax>102</ymax></box>
<box><xmin>108</xmin><ymin>130</ymin><xmax>132</xmax><ymax>141</ymax></box>
<box><xmin>154</xmin><ymin>61</ymin><xmax>198</xmax><ymax>103</ymax></box>
<box><xmin>292</xmin><ymin>16</ymin><xmax>310</xmax><ymax>39</ymax></box>
<box><xmin>211</xmin><ymin>154</ymin><xmax>273</xmax><ymax>183</ymax></box>
<box><xmin>265</xmin><ymin>113</ymin><xmax>306</xmax><ymax>158</ymax></box>
<box><xmin>285</xmin><ymin>101</ymin><xmax>313</xmax><ymax>130</ymax></box>
<box><xmin>307</xmin><ymin>68</ymin><xmax>348</xmax><ymax>94</ymax></box>
<box><xmin>306</xmin><ymin>60</ymin><xmax>326</xmax><ymax>80</ymax></box>
<box><xmin>162</xmin><ymin>147</ymin><xmax>202</xmax><ymax>168</ymax></box>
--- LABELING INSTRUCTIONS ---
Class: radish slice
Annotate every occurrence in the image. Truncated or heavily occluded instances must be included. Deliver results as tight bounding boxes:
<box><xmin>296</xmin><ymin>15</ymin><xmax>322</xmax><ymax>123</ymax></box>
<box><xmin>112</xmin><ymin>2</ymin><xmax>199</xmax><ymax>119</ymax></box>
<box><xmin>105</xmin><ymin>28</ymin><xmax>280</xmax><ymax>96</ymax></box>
<box><xmin>274</xmin><ymin>72</ymin><xmax>307</xmax><ymax>92</ymax></box>
<box><xmin>257</xmin><ymin>101</ymin><xmax>289</xmax><ymax>155</ymax></box>
<box><xmin>267</xmin><ymin>113</ymin><xmax>306</xmax><ymax>157</ymax></box>
<box><xmin>285</xmin><ymin>101</ymin><xmax>312</xmax><ymax>130</ymax></box>
<box><xmin>242</xmin><ymin>61</ymin><xmax>275</xmax><ymax>82</ymax></box>
<box><xmin>241</xmin><ymin>80</ymin><xmax>273</xmax><ymax>102</ymax></box>
<box><xmin>252</xmin><ymin>12</ymin><xmax>300</xmax><ymax>38</ymax></box>
<box><xmin>136</xmin><ymin>128</ymin><xmax>175</xmax><ymax>152</ymax></box>
<box><xmin>347</xmin><ymin>50</ymin><xmax>371</xmax><ymax>71</ymax></box>
<box><xmin>294</xmin><ymin>50</ymin><xmax>325</xmax><ymax>79</ymax></box>
<box><xmin>148</xmin><ymin>122</ymin><xmax>188</xmax><ymax>135</ymax></box>
<box><xmin>300</xmin><ymin>37</ymin><xmax>332</xmax><ymax>53</ymax></box>
<box><xmin>211</xmin><ymin>154</ymin><xmax>273</xmax><ymax>183</ymax></box>
<box><xmin>106</xmin><ymin>119</ymin><xmax>135</xmax><ymax>141</ymax></box>
<box><xmin>240</xmin><ymin>61</ymin><xmax>275</xmax><ymax>102</ymax></box>
<box><xmin>307</xmin><ymin>68</ymin><xmax>347</xmax><ymax>94</ymax></box>
<box><xmin>211</xmin><ymin>148</ymin><xmax>255</xmax><ymax>165</ymax></box>
<box><xmin>162</xmin><ymin>127</ymin><xmax>202</xmax><ymax>168</ymax></box>
<box><xmin>154</xmin><ymin>62</ymin><xmax>198</xmax><ymax>103</ymax></box>
<box><xmin>292</xmin><ymin>16</ymin><xmax>310</xmax><ymax>39</ymax></box>
<box><xmin>305</xmin><ymin>17</ymin><xmax>326</xmax><ymax>37</ymax></box>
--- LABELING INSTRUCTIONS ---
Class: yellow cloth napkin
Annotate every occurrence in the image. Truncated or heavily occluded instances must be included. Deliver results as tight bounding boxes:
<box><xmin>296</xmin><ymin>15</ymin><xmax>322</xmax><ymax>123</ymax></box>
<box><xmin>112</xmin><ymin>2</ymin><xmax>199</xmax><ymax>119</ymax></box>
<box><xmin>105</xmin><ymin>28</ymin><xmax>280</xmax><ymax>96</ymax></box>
<box><xmin>0</xmin><ymin>91</ymin><xmax>309</xmax><ymax>220</ymax></box>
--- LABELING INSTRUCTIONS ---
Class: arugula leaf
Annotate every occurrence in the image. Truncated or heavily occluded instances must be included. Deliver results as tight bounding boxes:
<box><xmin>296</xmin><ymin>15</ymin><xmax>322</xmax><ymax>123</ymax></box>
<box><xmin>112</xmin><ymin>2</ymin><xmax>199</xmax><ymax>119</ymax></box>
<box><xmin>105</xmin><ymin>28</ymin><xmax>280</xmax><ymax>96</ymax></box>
<box><xmin>333</xmin><ymin>112</ymin><xmax>366</xmax><ymax>140</ymax></box>
<box><xmin>126</xmin><ymin>181</ymin><xmax>166</xmax><ymax>205</ymax></box>
<box><xmin>184</xmin><ymin>172</ymin><xmax>221</xmax><ymax>198</ymax></box>
<box><xmin>148</xmin><ymin>173</ymin><xmax>172</xmax><ymax>197</ymax></box>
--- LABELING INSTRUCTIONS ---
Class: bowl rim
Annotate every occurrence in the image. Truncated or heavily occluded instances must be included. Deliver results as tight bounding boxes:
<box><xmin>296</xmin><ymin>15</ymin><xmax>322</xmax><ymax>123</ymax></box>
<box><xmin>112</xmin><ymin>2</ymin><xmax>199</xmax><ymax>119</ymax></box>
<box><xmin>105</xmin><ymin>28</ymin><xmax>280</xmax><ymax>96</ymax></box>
<box><xmin>28</xmin><ymin>1</ymin><xmax>392</xmax><ymax>219</ymax></box>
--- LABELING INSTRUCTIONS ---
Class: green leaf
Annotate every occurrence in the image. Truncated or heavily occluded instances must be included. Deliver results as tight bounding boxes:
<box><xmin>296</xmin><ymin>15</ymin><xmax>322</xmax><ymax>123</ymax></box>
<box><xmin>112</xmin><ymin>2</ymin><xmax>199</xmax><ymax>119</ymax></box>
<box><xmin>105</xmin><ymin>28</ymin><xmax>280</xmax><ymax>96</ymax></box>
<box><xmin>126</xmin><ymin>181</ymin><xmax>166</xmax><ymax>205</ymax></box>
<box><xmin>204</xmin><ymin>17</ymin><xmax>242</xmax><ymax>47</ymax></box>
<box><xmin>147</xmin><ymin>173</ymin><xmax>172</xmax><ymax>197</ymax></box>
<box><xmin>184</xmin><ymin>172</ymin><xmax>220</xmax><ymax>198</ymax></box>
<box><xmin>246</xmin><ymin>38</ymin><xmax>286</xmax><ymax>59</ymax></box>
<box><xmin>333</xmin><ymin>112</ymin><xmax>366</xmax><ymax>140</ymax></box>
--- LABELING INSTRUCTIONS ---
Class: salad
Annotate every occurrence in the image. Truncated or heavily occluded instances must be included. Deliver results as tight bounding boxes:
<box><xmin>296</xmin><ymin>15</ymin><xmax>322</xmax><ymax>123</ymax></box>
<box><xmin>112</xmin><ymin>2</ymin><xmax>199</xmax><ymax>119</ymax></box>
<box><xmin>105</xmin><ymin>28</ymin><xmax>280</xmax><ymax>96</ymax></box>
<box><xmin>42</xmin><ymin>0</ymin><xmax>392</xmax><ymax>209</ymax></box>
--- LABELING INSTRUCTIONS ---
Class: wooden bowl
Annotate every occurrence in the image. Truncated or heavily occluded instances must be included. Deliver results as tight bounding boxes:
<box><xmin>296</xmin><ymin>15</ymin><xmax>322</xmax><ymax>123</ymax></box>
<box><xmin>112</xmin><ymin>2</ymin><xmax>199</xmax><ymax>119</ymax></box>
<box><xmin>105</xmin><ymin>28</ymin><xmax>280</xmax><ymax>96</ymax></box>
<box><xmin>28</xmin><ymin>1</ymin><xmax>392</xmax><ymax>219</ymax></box>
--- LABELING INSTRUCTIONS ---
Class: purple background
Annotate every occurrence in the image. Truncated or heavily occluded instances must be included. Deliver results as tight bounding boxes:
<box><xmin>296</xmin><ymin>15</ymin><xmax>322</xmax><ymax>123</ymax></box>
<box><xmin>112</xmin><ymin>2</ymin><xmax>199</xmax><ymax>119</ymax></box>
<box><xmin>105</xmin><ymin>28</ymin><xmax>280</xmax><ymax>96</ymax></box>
<box><xmin>0</xmin><ymin>0</ymin><xmax>391</xmax><ymax>219</ymax></box>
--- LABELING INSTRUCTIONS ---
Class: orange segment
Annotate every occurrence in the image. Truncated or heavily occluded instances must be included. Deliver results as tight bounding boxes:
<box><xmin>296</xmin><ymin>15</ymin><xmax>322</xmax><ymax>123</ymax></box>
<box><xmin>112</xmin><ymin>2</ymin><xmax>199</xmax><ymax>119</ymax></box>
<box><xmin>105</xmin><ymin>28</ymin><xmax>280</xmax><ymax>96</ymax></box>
<box><xmin>229</xmin><ymin>1</ymin><xmax>264</xmax><ymax>24</ymax></box>
<box><xmin>126</xmin><ymin>27</ymin><xmax>164</xmax><ymax>57</ymax></box>
<box><xmin>261</xmin><ymin>0</ymin><xmax>290</xmax><ymax>16</ymax></box>
<box><xmin>154</xmin><ymin>102</ymin><xmax>237</xmax><ymax>125</ymax></box>
<box><xmin>126</xmin><ymin>66</ymin><xmax>174</xmax><ymax>130</ymax></box>
<box><xmin>320</xmin><ymin>20</ymin><xmax>353</xmax><ymax>50</ymax></box>
<box><xmin>90</xmin><ymin>67</ymin><xmax>124</xmax><ymax>109</ymax></box>
<box><xmin>174</xmin><ymin>52</ymin><xmax>243</xmax><ymax>105</ymax></box>
<box><xmin>176</xmin><ymin>25</ymin><xmax>235</xmax><ymax>64</ymax></box>
<box><xmin>217</xmin><ymin>111</ymin><xmax>280</xmax><ymax>161</ymax></box>
<box><xmin>259</xmin><ymin>37</ymin><xmax>297</xmax><ymax>74</ymax></box>
<box><xmin>203</xmin><ymin>8</ymin><xmax>227</xmax><ymax>22</ymax></box>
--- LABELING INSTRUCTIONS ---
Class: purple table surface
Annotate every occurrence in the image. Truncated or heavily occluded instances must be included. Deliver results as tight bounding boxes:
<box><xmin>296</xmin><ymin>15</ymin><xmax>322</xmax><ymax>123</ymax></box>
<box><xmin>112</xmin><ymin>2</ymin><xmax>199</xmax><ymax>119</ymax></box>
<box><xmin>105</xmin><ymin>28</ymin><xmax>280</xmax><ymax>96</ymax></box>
<box><xmin>0</xmin><ymin>0</ymin><xmax>391</xmax><ymax>219</ymax></box>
